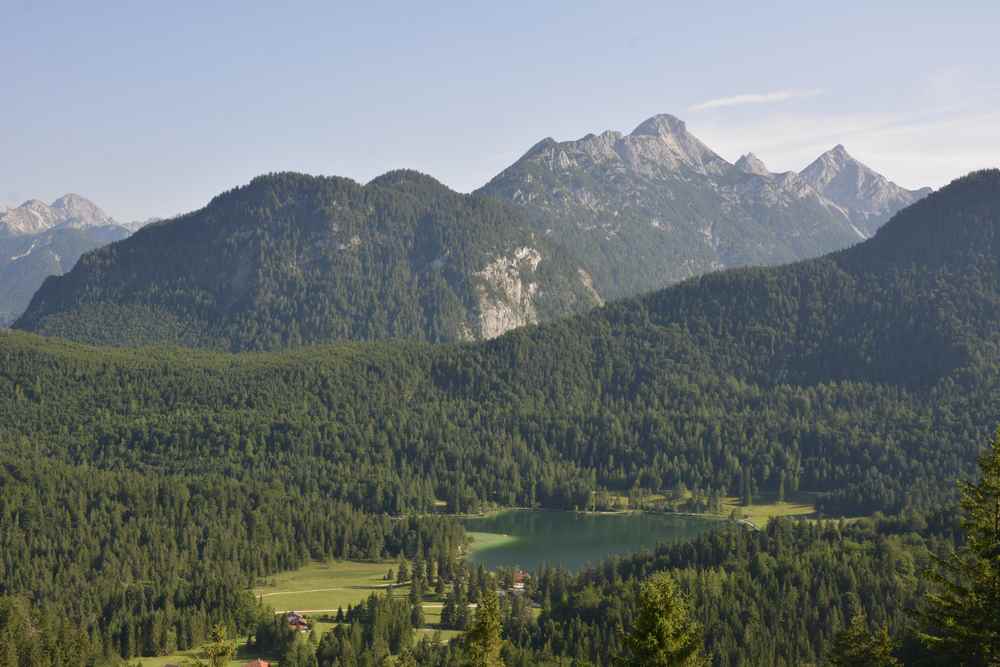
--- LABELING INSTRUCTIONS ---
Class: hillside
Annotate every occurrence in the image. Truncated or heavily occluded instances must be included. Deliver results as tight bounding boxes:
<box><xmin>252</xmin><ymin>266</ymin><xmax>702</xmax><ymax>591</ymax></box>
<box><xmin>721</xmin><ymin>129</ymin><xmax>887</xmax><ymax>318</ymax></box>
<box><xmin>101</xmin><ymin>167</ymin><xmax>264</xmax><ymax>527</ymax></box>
<box><xmin>4</xmin><ymin>171</ymin><xmax>998</xmax><ymax>514</ymax></box>
<box><xmin>1</xmin><ymin>170</ymin><xmax>996</xmax><ymax>663</ymax></box>
<box><xmin>479</xmin><ymin>113</ymin><xmax>930</xmax><ymax>299</ymax></box>
<box><xmin>14</xmin><ymin>171</ymin><xmax>601</xmax><ymax>350</ymax></box>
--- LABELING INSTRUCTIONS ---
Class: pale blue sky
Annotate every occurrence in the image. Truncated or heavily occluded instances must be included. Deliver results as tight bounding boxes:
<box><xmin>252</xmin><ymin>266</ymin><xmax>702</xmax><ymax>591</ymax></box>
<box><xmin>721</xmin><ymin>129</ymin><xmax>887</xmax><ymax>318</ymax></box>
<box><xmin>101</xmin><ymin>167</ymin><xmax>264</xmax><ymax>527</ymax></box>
<box><xmin>3</xmin><ymin>0</ymin><xmax>999</xmax><ymax>220</ymax></box>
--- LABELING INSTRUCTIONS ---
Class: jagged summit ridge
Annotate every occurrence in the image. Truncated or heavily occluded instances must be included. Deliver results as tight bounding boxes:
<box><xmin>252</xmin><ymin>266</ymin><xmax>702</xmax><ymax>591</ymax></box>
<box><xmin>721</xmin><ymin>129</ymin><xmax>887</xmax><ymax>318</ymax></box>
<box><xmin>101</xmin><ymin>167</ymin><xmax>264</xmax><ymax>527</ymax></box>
<box><xmin>0</xmin><ymin>194</ymin><xmax>116</xmax><ymax>236</ymax></box>
<box><xmin>479</xmin><ymin>113</ymin><xmax>932</xmax><ymax>300</ymax></box>
<box><xmin>735</xmin><ymin>152</ymin><xmax>770</xmax><ymax>176</ymax></box>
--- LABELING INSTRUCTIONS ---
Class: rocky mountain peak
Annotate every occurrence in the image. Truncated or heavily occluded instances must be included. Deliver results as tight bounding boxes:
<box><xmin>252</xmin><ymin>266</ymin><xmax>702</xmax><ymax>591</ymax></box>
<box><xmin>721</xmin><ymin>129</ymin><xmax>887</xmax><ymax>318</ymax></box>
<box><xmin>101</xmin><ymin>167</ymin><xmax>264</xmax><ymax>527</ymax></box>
<box><xmin>1</xmin><ymin>194</ymin><xmax>117</xmax><ymax>237</ymax></box>
<box><xmin>829</xmin><ymin>144</ymin><xmax>850</xmax><ymax>159</ymax></box>
<box><xmin>621</xmin><ymin>113</ymin><xmax>731</xmax><ymax>177</ymax></box>
<box><xmin>50</xmin><ymin>194</ymin><xmax>114</xmax><ymax>228</ymax></box>
<box><xmin>800</xmin><ymin>146</ymin><xmax>931</xmax><ymax>235</ymax></box>
<box><xmin>735</xmin><ymin>152</ymin><xmax>770</xmax><ymax>176</ymax></box>
<box><xmin>630</xmin><ymin>113</ymin><xmax>688</xmax><ymax>138</ymax></box>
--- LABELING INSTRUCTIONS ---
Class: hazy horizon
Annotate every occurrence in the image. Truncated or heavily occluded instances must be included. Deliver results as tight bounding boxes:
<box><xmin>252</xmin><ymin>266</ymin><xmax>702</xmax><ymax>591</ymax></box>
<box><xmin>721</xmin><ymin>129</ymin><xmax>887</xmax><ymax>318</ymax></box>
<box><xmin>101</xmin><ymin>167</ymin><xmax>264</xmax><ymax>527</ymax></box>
<box><xmin>4</xmin><ymin>1</ymin><xmax>999</xmax><ymax>221</ymax></box>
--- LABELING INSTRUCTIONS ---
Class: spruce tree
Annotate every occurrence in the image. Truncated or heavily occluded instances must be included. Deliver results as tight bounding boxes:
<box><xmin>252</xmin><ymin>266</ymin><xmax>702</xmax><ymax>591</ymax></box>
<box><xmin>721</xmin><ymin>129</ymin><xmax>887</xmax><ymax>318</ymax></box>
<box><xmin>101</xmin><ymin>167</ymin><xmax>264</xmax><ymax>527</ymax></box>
<box><xmin>828</xmin><ymin>612</ymin><xmax>900</xmax><ymax>666</ymax></box>
<box><xmin>918</xmin><ymin>428</ymin><xmax>1000</xmax><ymax>663</ymax></box>
<box><xmin>466</xmin><ymin>587</ymin><xmax>503</xmax><ymax>667</ymax></box>
<box><xmin>620</xmin><ymin>572</ymin><xmax>706</xmax><ymax>667</ymax></box>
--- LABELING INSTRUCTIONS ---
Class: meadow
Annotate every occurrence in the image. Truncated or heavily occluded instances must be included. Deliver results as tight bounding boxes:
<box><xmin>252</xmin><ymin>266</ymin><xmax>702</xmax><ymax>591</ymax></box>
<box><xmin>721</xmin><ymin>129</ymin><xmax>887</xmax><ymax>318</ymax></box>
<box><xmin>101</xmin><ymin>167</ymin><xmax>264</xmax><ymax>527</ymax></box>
<box><xmin>134</xmin><ymin>559</ymin><xmax>462</xmax><ymax>666</ymax></box>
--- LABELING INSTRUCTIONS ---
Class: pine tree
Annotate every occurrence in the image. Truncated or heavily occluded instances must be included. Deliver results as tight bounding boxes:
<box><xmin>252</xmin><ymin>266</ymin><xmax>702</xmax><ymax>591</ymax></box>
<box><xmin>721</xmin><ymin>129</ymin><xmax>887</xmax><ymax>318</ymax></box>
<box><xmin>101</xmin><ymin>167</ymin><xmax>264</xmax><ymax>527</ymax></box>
<box><xmin>283</xmin><ymin>636</ymin><xmax>318</xmax><ymax>667</ymax></box>
<box><xmin>466</xmin><ymin>587</ymin><xmax>503</xmax><ymax>667</ymax></box>
<box><xmin>411</xmin><ymin>603</ymin><xmax>425</xmax><ymax>629</ymax></box>
<box><xmin>918</xmin><ymin>428</ymin><xmax>1000</xmax><ymax>663</ymax></box>
<box><xmin>203</xmin><ymin>625</ymin><xmax>235</xmax><ymax>667</ymax></box>
<box><xmin>619</xmin><ymin>573</ymin><xmax>706</xmax><ymax>667</ymax></box>
<box><xmin>827</xmin><ymin>612</ymin><xmax>900</xmax><ymax>666</ymax></box>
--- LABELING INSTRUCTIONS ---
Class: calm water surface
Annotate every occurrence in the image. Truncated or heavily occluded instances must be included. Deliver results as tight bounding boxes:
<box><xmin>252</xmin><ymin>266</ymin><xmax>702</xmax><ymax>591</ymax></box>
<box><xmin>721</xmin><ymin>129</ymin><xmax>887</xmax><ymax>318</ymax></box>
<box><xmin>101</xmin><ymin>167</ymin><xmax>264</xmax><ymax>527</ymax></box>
<box><xmin>462</xmin><ymin>510</ymin><xmax>719</xmax><ymax>571</ymax></box>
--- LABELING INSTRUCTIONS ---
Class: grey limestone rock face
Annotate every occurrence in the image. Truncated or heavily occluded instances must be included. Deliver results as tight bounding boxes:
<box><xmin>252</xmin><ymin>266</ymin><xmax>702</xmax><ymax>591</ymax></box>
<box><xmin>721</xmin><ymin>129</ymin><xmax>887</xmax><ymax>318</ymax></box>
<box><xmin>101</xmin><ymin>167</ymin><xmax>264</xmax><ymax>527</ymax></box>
<box><xmin>799</xmin><ymin>145</ymin><xmax>932</xmax><ymax>236</ymax></box>
<box><xmin>479</xmin><ymin>114</ymin><xmax>930</xmax><ymax>300</ymax></box>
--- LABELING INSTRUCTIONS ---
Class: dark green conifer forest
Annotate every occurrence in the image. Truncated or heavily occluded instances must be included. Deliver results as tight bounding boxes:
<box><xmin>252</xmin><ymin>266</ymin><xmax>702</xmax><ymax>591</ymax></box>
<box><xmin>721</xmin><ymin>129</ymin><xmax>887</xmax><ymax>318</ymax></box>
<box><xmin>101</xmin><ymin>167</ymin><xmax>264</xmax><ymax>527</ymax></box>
<box><xmin>2</xmin><ymin>171</ymin><xmax>1000</xmax><ymax>665</ymax></box>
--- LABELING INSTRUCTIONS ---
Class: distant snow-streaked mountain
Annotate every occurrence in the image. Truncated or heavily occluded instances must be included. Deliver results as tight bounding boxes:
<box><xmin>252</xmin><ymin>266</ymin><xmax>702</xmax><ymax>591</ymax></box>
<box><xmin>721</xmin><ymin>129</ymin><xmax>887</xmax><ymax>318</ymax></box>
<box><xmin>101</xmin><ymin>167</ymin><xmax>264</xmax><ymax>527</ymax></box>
<box><xmin>0</xmin><ymin>194</ymin><xmax>142</xmax><ymax>326</ymax></box>
<box><xmin>478</xmin><ymin>114</ymin><xmax>931</xmax><ymax>300</ymax></box>
<box><xmin>0</xmin><ymin>225</ymin><xmax>131</xmax><ymax>326</ymax></box>
<box><xmin>0</xmin><ymin>194</ymin><xmax>118</xmax><ymax>236</ymax></box>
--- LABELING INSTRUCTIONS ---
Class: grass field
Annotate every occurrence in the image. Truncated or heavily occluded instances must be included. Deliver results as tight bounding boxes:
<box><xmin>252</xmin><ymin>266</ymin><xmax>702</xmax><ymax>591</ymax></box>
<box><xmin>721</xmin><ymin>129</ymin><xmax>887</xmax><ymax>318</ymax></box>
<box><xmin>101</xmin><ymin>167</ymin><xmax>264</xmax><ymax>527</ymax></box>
<box><xmin>465</xmin><ymin>530</ymin><xmax>520</xmax><ymax>554</ymax></box>
<box><xmin>134</xmin><ymin>640</ymin><xmax>265</xmax><ymax>666</ymax></box>
<box><xmin>719</xmin><ymin>493</ymin><xmax>816</xmax><ymax>526</ymax></box>
<box><xmin>253</xmin><ymin>559</ymin><xmax>405</xmax><ymax>612</ymax></box>
<box><xmin>137</xmin><ymin>559</ymin><xmax>462</xmax><ymax>665</ymax></box>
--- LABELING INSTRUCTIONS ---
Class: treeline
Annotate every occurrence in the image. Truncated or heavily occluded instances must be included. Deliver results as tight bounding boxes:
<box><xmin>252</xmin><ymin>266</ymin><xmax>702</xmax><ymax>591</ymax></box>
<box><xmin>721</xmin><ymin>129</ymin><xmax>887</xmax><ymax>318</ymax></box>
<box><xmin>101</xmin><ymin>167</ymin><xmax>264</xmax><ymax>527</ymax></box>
<box><xmin>517</xmin><ymin>515</ymin><xmax>951</xmax><ymax>665</ymax></box>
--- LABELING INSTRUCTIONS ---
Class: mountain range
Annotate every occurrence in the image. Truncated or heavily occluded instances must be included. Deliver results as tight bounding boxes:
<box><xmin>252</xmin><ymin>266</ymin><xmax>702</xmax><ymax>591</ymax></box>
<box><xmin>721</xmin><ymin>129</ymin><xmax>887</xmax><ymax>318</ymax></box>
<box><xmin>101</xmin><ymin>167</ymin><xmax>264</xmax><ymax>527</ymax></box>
<box><xmin>10</xmin><ymin>113</ymin><xmax>931</xmax><ymax>347</ymax></box>
<box><xmin>480</xmin><ymin>114</ymin><xmax>930</xmax><ymax>299</ymax></box>
<box><xmin>14</xmin><ymin>171</ymin><xmax>601</xmax><ymax>350</ymax></box>
<box><xmin>0</xmin><ymin>193</ymin><xmax>117</xmax><ymax>236</ymax></box>
<box><xmin>5</xmin><ymin>169</ymin><xmax>999</xmax><ymax>516</ymax></box>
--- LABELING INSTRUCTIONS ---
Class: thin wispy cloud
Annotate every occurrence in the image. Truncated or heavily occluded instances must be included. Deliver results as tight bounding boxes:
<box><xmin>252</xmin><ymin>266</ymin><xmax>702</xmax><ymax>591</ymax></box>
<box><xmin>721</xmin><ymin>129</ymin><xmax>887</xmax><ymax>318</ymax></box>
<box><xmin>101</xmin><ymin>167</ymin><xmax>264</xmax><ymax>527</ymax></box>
<box><xmin>689</xmin><ymin>88</ymin><xmax>827</xmax><ymax>112</ymax></box>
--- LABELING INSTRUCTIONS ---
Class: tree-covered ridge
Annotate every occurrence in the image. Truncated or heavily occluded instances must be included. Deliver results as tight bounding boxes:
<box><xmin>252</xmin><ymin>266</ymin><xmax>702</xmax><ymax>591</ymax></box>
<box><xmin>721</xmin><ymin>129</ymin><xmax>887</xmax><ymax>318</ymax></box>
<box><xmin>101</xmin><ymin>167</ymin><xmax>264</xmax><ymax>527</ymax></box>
<box><xmin>2</xmin><ymin>172</ymin><xmax>1000</xmax><ymax>518</ymax></box>
<box><xmin>14</xmin><ymin>171</ymin><xmax>600</xmax><ymax>350</ymax></box>
<box><xmin>0</xmin><ymin>170</ymin><xmax>999</xmax><ymax>665</ymax></box>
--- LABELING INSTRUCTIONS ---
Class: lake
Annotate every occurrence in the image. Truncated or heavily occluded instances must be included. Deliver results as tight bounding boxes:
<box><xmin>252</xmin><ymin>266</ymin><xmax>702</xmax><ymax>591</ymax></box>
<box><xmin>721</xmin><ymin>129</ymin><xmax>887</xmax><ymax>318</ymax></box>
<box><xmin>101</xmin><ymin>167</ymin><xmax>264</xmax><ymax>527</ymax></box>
<box><xmin>462</xmin><ymin>510</ymin><xmax>719</xmax><ymax>572</ymax></box>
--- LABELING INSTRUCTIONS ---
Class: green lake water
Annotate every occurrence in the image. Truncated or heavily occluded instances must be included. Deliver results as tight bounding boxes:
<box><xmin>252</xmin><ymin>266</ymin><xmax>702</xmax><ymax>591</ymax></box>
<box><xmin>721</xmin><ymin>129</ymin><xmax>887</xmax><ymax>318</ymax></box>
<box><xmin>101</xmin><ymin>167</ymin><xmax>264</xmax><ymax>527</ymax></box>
<box><xmin>462</xmin><ymin>510</ymin><xmax>719</xmax><ymax>572</ymax></box>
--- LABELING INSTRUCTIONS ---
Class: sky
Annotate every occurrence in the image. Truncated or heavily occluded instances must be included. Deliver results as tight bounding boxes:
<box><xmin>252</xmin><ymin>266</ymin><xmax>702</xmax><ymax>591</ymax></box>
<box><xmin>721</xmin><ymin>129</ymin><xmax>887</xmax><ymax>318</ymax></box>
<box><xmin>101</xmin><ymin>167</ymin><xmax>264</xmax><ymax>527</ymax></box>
<box><xmin>2</xmin><ymin>0</ymin><xmax>999</xmax><ymax>221</ymax></box>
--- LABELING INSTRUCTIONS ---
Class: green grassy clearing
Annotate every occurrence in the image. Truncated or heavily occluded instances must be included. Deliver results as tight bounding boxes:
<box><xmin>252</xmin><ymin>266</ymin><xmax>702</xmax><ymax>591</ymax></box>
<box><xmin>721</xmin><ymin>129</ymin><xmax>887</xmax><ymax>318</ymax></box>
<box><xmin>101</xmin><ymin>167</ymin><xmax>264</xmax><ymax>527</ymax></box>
<box><xmin>134</xmin><ymin>639</ymin><xmax>266</xmax><ymax>666</ymax></box>
<box><xmin>139</xmin><ymin>559</ymin><xmax>448</xmax><ymax>665</ymax></box>
<box><xmin>465</xmin><ymin>530</ymin><xmax>521</xmax><ymax>555</ymax></box>
<box><xmin>253</xmin><ymin>559</ymin><xmax>406</xmax><ymax>612</ymax></box>
<box><xmin>719</xmin><ymin>493</ymin><xmax>816</xmax><ymax>526</ymax></box>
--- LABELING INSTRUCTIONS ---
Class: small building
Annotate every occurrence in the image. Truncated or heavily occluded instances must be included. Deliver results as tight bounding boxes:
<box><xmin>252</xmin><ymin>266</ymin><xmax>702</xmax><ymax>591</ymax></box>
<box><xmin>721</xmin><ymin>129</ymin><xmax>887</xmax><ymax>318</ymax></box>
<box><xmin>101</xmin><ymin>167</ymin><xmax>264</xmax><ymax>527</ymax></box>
<box><xmin>285</xmin><ymin>611</ymin><xmax>310</xmax><ymax>633</ymax></box>
<box><xmin>512</xmin><ymin>570</ymin><xmax>528</xmax><ymax>592</ymax></box>
<box><xmin>246</xmin><ymin>660</ymin><xmax>270</xmax><ymax>667</ymax></box>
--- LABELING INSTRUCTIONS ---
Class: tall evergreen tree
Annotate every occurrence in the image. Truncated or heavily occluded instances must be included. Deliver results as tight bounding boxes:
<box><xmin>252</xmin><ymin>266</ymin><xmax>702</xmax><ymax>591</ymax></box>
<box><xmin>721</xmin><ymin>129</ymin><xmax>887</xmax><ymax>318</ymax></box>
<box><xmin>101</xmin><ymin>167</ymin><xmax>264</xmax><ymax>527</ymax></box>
<box><xmin>828</xmin><ymin>612</ymin><xmax>901</xmax><ymax>667</ymax></box>
<box><xmin>619</xmin><ymin>573</ymin><xmax>706</xmax><ymax>667</ymax></box>
<box><xmin>918</xmin><ymin>428</ymin><xmax>1000</xmax><ymax>663</ymax></box>
<box><xmin>466</xmin><ymin>587</ymin><xmax>503</xmax><ymax>667</ymax></box>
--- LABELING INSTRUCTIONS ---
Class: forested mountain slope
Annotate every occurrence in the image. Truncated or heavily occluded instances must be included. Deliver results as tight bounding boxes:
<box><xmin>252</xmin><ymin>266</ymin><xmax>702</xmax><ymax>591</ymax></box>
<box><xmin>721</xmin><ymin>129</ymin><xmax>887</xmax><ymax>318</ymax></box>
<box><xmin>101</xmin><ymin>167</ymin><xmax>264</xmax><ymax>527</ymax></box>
<box><xmin>0</xmin><ymin>170</ymin><xmax>996</xmax><ymax>663</ymax></box>
<box><xmin>14</xmin><ymin>171</ymin><xmax>601</xmax><ymax>349</ymax></box>
<box><xmin>3</xmin><ymin>171</ymin><xmax>998</xmax><ymax>515</ymax></box>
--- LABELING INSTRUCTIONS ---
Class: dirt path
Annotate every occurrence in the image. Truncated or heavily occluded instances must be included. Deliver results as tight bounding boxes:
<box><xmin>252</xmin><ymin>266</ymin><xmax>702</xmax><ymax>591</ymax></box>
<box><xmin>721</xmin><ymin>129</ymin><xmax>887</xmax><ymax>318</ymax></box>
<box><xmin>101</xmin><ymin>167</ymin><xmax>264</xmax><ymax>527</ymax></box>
<box><xmin>257</xmin><ymin>582</ymin><xmax>398</xmax><ymax>597</ymax></box>
<box><xmin>274</xmin><ymin>602</ymin><xmax>474</xmax><ymax>614</ymax></box>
